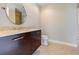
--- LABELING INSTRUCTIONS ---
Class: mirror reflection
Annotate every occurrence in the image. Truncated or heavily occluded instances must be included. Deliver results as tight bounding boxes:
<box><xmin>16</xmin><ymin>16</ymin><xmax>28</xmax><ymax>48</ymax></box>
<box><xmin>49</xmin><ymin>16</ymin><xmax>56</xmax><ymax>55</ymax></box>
<box><xmin>5</xmin><ymin>3</ymin><xmax>26</xmax><ymax>25</ymax></box>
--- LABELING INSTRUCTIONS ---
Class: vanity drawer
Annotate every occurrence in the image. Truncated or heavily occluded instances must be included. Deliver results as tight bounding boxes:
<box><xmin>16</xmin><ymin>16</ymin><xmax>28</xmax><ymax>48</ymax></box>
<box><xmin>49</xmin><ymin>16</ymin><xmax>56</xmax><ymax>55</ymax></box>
<box><xmin>0</xmin><ymin>30</ymin><xmax>41</xmax><ymax>55</ymax></box>
<box><xmin>0</xmin><ymin>34</ymin><xmax>32</xmax><ymax>55</ymax></box>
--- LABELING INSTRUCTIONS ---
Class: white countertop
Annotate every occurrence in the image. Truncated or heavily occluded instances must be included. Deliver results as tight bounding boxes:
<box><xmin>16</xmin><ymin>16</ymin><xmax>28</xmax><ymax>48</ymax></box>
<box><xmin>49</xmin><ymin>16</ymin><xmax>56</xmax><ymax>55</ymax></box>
<box><xmin>0</xmin><ymin>28</ymin><xmax>40</xmax><ymax>37</ymax></box>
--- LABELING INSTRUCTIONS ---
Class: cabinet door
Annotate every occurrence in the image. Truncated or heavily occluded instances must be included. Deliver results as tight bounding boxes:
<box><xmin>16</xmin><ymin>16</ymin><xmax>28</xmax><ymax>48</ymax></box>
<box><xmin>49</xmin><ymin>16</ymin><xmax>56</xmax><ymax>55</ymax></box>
<box><xmin>22</xmin><ymin>30</ymin><xmax>41</xmax><ymax>54</ymax></box>
<box><xmin>18</xmin><ymin>33</ymin><xmax>32</xmax><ymax>55</ymax></box>
<box><xmin>30</xmin><ymin>30</ymin><xmax>41</xmax><ymax>53</ymax></box>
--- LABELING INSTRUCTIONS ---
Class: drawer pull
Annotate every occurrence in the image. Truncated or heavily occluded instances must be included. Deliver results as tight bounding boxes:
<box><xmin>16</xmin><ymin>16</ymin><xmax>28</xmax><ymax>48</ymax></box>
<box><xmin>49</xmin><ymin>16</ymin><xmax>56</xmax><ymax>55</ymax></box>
<box><xmin>13</xmin><ymin>37</ymin><xmax>24</xmax><ymax>41</ymax></box>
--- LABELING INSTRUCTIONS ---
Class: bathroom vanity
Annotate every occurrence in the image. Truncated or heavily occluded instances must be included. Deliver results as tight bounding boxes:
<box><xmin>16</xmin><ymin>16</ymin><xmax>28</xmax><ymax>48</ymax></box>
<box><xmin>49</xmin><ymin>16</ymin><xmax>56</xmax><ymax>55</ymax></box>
<box><xmin>0</xmin><ymin>3</ymin><xmax>41</xmax><ymax>55</ymax></box>
<box><xmin>0</xmin><ymin>29</ymin><xmax>41</xmax><ymax>55</ymax></box>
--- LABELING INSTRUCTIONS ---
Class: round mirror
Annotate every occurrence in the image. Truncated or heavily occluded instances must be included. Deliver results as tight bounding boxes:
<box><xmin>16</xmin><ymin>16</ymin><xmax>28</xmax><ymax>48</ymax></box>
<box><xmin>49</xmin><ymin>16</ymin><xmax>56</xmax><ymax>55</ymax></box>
<box><xmin>4</xmin><ymin>3</ymin><xmax>26</xmax><ymax>25</ymax></box>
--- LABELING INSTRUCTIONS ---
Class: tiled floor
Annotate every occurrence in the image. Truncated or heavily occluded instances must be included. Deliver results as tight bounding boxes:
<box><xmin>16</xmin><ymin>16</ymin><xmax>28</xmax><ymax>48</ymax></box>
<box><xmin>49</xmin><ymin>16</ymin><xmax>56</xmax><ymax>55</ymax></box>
<box><xmin>33</xmin><ymin>42</ymin><xmax>79</xmax><ymax>55</ymax></box>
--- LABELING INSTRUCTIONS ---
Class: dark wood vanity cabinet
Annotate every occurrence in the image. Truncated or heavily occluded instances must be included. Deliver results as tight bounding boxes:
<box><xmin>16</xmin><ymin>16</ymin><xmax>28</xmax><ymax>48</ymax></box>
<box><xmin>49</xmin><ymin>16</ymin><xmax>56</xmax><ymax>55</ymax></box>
<box><xmin>0</xmin><ymin>30</ymin><xmax>41</xmax><ymax>55</ymax></box>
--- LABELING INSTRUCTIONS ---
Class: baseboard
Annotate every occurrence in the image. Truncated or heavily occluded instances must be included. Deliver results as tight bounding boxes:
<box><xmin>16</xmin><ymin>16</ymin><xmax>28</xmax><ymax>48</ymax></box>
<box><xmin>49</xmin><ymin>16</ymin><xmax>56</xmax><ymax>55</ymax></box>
<box><xmin>48</xmin><ymin>39</ymin><xmax>77</xmax><ymax>48</ymax></box>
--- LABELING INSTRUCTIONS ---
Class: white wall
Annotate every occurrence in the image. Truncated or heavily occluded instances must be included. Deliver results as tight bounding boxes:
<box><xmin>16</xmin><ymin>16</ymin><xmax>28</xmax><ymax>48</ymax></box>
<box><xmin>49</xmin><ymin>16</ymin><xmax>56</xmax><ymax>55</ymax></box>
<box><xmin>77</xmin><ymin>8</ymin><xmax>79</xmax><ymax>34</ymax></box>
<box><xmin>0</xmin><ymin>3</ymin><xmax>40</xmax><ymax>28</ymax></box>
<box><xmin>41</xmin><ymin>4</ymin><xmax>77</xmax><ymax>45</ymax></box>
<box><xmin>77</xmin><ymin>8</ymin><xmax>79</xmax><ymax>40</ymax></box>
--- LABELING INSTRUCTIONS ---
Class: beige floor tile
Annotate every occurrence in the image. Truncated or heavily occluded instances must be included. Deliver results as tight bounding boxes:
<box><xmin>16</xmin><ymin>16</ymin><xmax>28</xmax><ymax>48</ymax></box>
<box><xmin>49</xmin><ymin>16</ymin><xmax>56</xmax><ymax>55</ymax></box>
<box><xmin>33</xmin><ymin>42</ymin><xmax>79</xmax><ymax>55</ymax></box>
